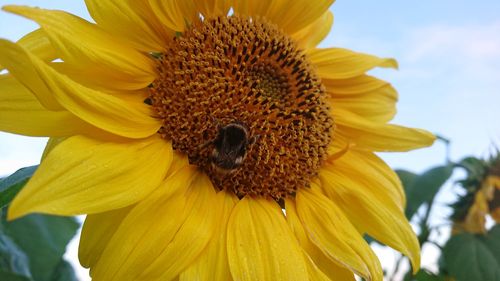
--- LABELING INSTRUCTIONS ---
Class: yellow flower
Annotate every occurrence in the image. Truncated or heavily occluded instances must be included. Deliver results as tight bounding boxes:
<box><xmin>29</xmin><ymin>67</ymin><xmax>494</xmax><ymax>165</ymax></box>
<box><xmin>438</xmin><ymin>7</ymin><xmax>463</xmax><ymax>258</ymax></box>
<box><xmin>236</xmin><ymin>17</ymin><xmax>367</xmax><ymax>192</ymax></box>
<box><xmin>0</xmin><ymin>1</ymin><xmax>435</xmax><ymax>280</ymax></box>
<box><xmin>455</xmin><ymin>175</ymin><xmax>500</xmax><ymax>234</ymax></box>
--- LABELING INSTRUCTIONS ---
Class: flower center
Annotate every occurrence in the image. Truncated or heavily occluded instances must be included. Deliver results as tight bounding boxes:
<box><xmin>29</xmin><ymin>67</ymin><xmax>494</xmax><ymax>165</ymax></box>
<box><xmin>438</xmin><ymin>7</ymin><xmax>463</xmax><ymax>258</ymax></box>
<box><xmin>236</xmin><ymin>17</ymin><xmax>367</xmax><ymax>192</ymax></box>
<box><xmin>150</xmin><ymin>15</ymin><xmax>334</xmax><ymax>199</ymax></box>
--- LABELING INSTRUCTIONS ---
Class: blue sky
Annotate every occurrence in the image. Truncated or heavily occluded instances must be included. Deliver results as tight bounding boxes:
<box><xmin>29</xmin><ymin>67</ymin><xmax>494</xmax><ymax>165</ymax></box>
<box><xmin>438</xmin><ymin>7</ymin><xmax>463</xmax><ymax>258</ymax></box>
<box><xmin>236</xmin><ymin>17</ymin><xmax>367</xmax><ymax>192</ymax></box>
<box><xmin>330</xmin><ymin>0</ymin><xmax>500</xmax><ymax>171</ymax></box>
<box><xmin>1</xmin><ymin>0</ymin><xmax>499</xmax><ymax>279</ymax></box>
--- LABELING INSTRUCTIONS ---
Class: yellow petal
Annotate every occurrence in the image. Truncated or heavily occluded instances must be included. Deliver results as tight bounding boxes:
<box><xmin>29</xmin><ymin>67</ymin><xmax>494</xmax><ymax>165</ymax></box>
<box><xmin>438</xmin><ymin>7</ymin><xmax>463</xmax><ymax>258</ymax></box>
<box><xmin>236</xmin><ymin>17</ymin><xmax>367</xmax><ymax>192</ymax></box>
<box><xmin>0</xmin><ymin>39</ymin><xmax>161</xmax><ymax>138</ymax></box>
<box><xmin>296</xmin><ymin>186</ymin><xmax>383</xmax><ymax>281</ymax></box>
<box><xmin>227</xmin><ymin>197</ymin><xmax>309</xmax><ymax>281</ymax></box>
<box><xmin>92</xmin><ymin>169</ymin><xmax>216</xmax><ymax>281</ymax></box>
<box><xmin>328</xmin><ymin>84</ymin><xmax>398</xmax><ymax>123</ymax></box>
<box><xmin>1</xmin><ymin>29</ymin><xmax>55</xmax><ymax>70</ymax></box>
<box><xmin>323</xmin><ymin>75</ymin><xmax>394</xmax><ymax>95</ymax></box>
<box><xmin>40</xmin><ymin>137</ymin><xmax>66</xmax><ymax>161</ymax></box>
<box><xmin>148</xmin><ymin>0</ymin><xmax>196</xmax><ymax>32</ymax></box>
<box><xmin>49</xmin><ymin>62</ymin><xmax>155</xmax><ymax>99</ymax></box>
<box><xmin>321</xmin><ymin>151</ymin><xmax>420</xmax><ymax>272</ymax></box>
<box><xmin>79</xmin><ymin>206</ymin><xmax>133</xmax><ymax>269</ymax></box>
<box><xmin>303</xmin><ymin>253</ymin><xmax>330</xmax><ymax>281</ymax></box>
<box><xmin>232</xmin><ymin>0</ymin><xmax>273</xmax><ymax>17</ymax></box>
<box><xmin>291</xmin><ymin>11</ymin><xmax>334</xmax><ymax>49</ymax></box>
<box><xmin>286</xmin><ymin>199</ymin><xmax>355</xmax><ymax>281</ymax></box>
<box><xmin>330</xmin><ymin>149</ymin><xmax>406</xmax><ymax>208</ymax></box>
<box><xmin>0</xmin><ymin>75</ymin><xmax>99</xmax><ymax>137</ymax></box>
<box><xmin>308</xmin><ymin>48</ymin><xmax>398</xmax><ymax>79</ymax></box>
<box><xmin>325</xmin><ymin>75</ymin><xmax>398</xmax><ymax>123</ymax></box>
<box><xmin>17</xmin><ymin>28</ymin><xmax>56</xmax><ymax>63</ymax></box>
<box><xmin>141</xmin><ymin>175</ymin><xmax>219</xmax><ymax>281</ymax></box>
<box><xmin>0</xmin><ymin>40</ymin><xmax>61</xmax><ymax>110</ymax></box>
<box><xmin>492</xmin><ymin>208</ymin><xmax>500</xmax><ymax>223</ymax></box>
<box><xmin>179</xmin><ymin>190</ymin><xmax>238</xmax><ymax>281</ymax></box>
<box><xmin>8</xmin><ymin>135</ymin><xmax>172</xmax><ymax>219</ymax></box>
<box><xmin>3</xmin><ymin>5</ymin><xmax>156</xmax><ymax>90</ymax></box>
<box><xmin>266</xmin><ymin>0</ymin><xmax>335</xmax><ymax>34</ymax></box>
<box><xmin>194</xmin><ymin>0</ymin><xmax>231</xmax><ymax>17</ymax></box>
<box><xmin>84</xmin><ymin>0</ymin><xmax>170</xmax><ymax>52</ymax></box>
<box><xmin>334</xmin><ymin>108</ymin><xmax>435</xmax><ymax>152</ymax></box>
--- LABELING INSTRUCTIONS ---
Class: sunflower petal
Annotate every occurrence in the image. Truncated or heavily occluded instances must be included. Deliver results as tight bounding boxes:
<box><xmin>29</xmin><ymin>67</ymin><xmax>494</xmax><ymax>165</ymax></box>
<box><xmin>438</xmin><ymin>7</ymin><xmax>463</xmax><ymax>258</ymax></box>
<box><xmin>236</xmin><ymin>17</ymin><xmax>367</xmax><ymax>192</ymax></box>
<box><xmin>227</xmin><ymin>197</ymin><xmax>309</xmax><ymax>281</ymax></box>
<box><xmin>0</xmin><ymin>29</ymin><xmax>55</xmax><ymax>70</ymax></box>
<box><xmin>179</xmin><ymin>190</ymin><xmax>238</xmax><ymax>281</ymax></box>
<box><xmin>329</xmin><ymin>149</ymin><xmax>406</xmax><ymax>207</ymax></box>
<box><xmin>0</xmin><ymin>75</ymin><xmax>98</xmax><ymax>137</ymax></box>
<box><xmin>79</xmin><ymin>206</ymin><xmax>133</xmax><ymax>269</ymax></box>
<box><xmin>8</xmin><ymin>135</ymin><xmax>172</xmax><ymax>219</ymax></box>
<box><xmin>85</xmin><ymin>0</ymin><xmax>169</xmax><ymax>52</ymax></box>
<box><xmin>49</xmin><ymin>62</ymin><xmax>153</xmax><ymax>92</ymax></box>
<box><xmin>232</xmin><ymin>0</ymin><xmax>274</xmax><ymax>17</ymax></box>
<box><xmin>292</xmin><ymin>11</ymin><xmax>333</xmax><ymax>49</ymax></box>
<box><xmin>304</xmin><ymin>253</ymin><xmax>339</xmax><ymax>281</ymax></box>
<box><xmin>265</xmin><ymin>0</ymin><xmax>334</xmax><ymax>34</ymax></box>
<box><xmin>148</xmin><ymin>0</ymin><xmax>196</xmax><ymax>32</ymax></box>
<box><xmin>309</xmin><ymin>48</ymin><xmax>398</xmax><ymax>79</ymax></box>
<box><xmin>328</xmin><ymin>83</ymin><xmax>398</xmax><ymax>123</ymax></box>
<box><xmin>323</xmin><ymin>75</ymin><xmax>394</xmax><ymax>95</ymax></box>
<box><xmin>324</xmin><ymin>75</ymin><xmax>398</xmax><ymax>123</ymax></box>
<box><xmin>296</xmin><ymin>186</ymin><xmax>383</xmax><ymax>281</ymax></box>
<box><xmin>0</xmin><ymin>40</ymin><xmax>61</xmax><ymax>110</ymax></box>
<box><xmin>140</xmin><ymin>175</ymin><xmax>218</xmax><ymax>280</ymax></box>
<box><xmin>91</xmin><ymin>169</ymin><xmax>216</xmax><ymax>281</ymax></box>
<box><xmin>17</xmin><ymin>28</ymin><xmax>55</xmax><ymax>62</ymax></box>
<box><xmin>194</xmin><ymin>0</ymin><xmax>231</xmax><ymax>17</ymax></box>
<box><xmin>320</xmin><ymin>152</ymin><xmax>420</xmax><ymax>271</ymax></box>
<box><xmin>286</xmin><ymin>199</ymin><xmax>355</xmax><ymax>281</ymax></box>
<box><xmin>492</xmin><ymin>208</ymin><xmax>500</xmax><ymax>223</ymax></box>
<box><xmin>3</xmin><ymin>5</ymin><xmax>156</xmax><ymax>90</ymax></box>
<box><xmin>0</xmin><ymin>39</ymin><xmax>161</xmax><ymax>138</ymax></box>
<box><xmin>334</xmin><ymin>108</ymin><xmax>435</xmax><ymax>151</ymax></box>
<box><xmin>40</xmin><ymin>137</ymin><xmax>66</xmax><ymax>161</ymax></box>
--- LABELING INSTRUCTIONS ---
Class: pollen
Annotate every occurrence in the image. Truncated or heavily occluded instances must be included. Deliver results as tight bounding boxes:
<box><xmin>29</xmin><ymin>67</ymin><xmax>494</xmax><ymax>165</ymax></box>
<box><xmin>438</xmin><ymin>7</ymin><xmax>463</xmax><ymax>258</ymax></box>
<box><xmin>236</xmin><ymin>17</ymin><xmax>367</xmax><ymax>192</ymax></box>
<box><xmin>150</xmin><ymin>15</ymin><xmax>334</xmax><ymax>200</ymax></box>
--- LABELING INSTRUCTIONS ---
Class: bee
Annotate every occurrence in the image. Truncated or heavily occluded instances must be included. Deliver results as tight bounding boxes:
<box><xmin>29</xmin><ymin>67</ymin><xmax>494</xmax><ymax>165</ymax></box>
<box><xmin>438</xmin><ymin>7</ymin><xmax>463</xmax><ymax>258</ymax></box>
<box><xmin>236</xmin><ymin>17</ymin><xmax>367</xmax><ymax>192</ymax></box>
<box><xmin>208</xmin><ymin>122</ymin><xmax>258</xmax><ymax>174</ymax></box>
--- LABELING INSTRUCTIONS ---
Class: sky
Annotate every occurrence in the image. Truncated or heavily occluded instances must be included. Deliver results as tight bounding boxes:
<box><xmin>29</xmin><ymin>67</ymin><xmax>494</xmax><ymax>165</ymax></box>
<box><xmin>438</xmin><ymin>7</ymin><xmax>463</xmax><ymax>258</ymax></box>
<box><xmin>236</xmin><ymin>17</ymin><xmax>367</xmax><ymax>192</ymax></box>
<box><xmin>0</xmin><ymin>0</ymin><xmax>499</xmax><ymax>280</ymax></box>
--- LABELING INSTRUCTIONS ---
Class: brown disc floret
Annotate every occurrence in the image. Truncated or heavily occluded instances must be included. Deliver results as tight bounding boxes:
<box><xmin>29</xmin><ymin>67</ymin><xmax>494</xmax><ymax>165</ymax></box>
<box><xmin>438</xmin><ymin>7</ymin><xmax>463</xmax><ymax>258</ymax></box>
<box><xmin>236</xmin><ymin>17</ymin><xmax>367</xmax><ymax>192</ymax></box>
<box><xmin>150</xmin><ymin>15</ymin><xmax>334</xmax><ymax>200</ymax></box>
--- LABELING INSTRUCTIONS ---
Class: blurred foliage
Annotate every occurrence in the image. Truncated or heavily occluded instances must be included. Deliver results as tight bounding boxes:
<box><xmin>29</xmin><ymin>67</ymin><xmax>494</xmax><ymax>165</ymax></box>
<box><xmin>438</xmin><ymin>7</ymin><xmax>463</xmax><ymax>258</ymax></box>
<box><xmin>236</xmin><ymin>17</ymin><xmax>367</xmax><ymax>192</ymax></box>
<box><xmin>0</xmin><ymin>166</ymin><xmax>37</xmax><ymax>209</ymax></box>
<box><xmin>0</xmin><ymin>167</ymin><xmax>80</xmax><ymax>281</ymax></box>
<box><xmin>400</xmin><ymin>165</ymin><xmax>454</xmax><ymax>220</ymax></box>
<box><xmin>442</xmin><ymin>226</ymin><xmax>500</xmax><ymax>281</ymax></box>
<box><xmin>385</xmin><ymin>141</ymin><xmax>500</xmax><ymax>281</ymax></box>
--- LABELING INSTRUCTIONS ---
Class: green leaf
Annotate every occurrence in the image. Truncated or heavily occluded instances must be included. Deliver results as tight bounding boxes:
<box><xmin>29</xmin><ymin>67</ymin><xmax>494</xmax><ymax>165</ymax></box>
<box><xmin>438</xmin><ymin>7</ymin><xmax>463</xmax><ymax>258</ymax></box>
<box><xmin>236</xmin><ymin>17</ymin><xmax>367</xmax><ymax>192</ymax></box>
<box><xmin>443</xmin><ymin>229</ymin><xmax>500</xmax><ymax>281</ymax></box>
<box><xmin>458</xmin><ymin>157</ymin><xmax>486</xmax><ymax>178</ymax></box>
<box><xmin>50</xmin><ymin>259</ymin><xmax>78</xmax><ymax>281</ymax></box>
<box><xmin>0</xmin><ymin>166</ymin><xmax>37</xmax><ymax>208</ymax></box>
<box><xmin>2</xmin><ymin>213</ymin><xmax>79</xmax><ymax>281</ymax></box>
<box><xmin>482</xmin><ymin>225</ymin><xmax>500</xmax><ymax>263</ymax></box>
<box><xmin>0</xmin><ymin>232</ymin><xmax>31</xmax><ymax>279</ymax></box>
<box><xmin>403</xmin><ymin>165</ymin><xmax>454</xmax><ymax>220</ymax></box>
<box><xmin>456</xmin><ymin>156</ymin><xmax>487</xmax><ymax>193</ymax></box>
<box><xmin>0</xmin><ymin>271</ymin><xmax>32</xmax><ymax>281</ymax></box>
<box><xmin>411</xmin><ymin>270</ymin><xmax>445</xmax><ymax>281</ymax></box>
<box><xmin>396</xmin><ymin>169</ymin><xmax>418</xmax><ymax>194</ymax></box>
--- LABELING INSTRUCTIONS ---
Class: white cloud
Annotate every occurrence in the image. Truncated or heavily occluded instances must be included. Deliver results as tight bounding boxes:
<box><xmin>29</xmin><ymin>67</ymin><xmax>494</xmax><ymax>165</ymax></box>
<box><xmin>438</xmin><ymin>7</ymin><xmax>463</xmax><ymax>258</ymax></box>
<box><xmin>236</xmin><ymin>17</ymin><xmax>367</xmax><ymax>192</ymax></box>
<box><xmin>406</xmin><ymin>22</ymin><xmax>500</xmax><ymax>60</ymax></box>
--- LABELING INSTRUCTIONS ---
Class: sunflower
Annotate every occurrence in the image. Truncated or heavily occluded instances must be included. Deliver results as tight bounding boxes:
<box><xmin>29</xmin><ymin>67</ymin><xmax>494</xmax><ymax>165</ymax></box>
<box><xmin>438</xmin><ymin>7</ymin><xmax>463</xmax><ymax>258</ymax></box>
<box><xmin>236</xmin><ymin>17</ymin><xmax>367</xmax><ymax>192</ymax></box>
<box><xmin>453</xmin><ymin>160</ymin><xmax>500</xmax><ymax>234</ymax></box>
<box><xmin>0</xmin><ymin>1</ymin><xmax>434</xmax><ymax>280</ymax></box>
